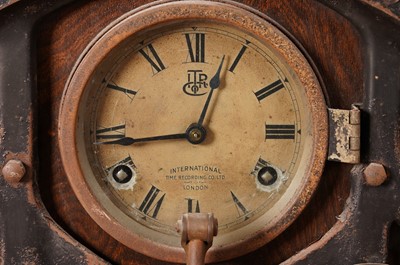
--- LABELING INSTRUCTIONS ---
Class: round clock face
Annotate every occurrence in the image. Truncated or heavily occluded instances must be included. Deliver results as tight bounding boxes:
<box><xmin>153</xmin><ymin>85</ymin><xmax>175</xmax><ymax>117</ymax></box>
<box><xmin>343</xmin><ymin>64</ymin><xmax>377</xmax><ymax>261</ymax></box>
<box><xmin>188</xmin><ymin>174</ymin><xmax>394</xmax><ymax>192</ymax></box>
<box><xmin>90</xmin><ymin>21</ymin><xmax>303</xmax><ymax>232</ymax></box>
<box><xmin>59</xmin><ymin>1</ymin><xmax>327</xmax><ymax>263</ymax></box>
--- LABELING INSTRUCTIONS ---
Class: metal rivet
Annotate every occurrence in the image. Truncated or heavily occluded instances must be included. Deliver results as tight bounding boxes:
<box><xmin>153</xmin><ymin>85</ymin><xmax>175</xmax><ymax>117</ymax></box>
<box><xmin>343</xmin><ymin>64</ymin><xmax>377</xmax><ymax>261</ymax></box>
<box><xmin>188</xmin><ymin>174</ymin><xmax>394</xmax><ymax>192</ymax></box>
<box><xmin>2</xmin><ymin>159</ymin><xmax>26</xmax><ymax>184</ymax></box>
<box><xmin>363</xmin><ymin>163</ymin><xmax>387</xmax><ymax>186</ymax></box>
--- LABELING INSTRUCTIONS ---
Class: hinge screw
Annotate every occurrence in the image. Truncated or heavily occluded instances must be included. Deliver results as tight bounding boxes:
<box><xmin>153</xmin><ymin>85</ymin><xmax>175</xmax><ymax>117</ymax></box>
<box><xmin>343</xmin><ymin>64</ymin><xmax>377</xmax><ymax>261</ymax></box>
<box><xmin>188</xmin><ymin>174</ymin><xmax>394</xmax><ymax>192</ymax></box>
<box><xmin>363</xmin><ymin>163</ymin><xmax>387</xmax><ymax>186</ymax></box>
<box><xmin>2</xmin><ymin>159</ymin><xmax>26</xmax><ymax>184</ymax></box>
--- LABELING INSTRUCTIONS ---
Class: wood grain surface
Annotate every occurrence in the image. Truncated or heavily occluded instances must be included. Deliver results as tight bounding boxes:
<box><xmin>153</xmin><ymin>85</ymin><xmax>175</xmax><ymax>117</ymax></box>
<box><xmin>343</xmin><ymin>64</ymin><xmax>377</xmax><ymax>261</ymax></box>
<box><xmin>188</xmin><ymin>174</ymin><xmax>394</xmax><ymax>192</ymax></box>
<box><xmin>36</xmin><ymin>0</ymin><xmax>363</xmax><ymax>264</ymax></box>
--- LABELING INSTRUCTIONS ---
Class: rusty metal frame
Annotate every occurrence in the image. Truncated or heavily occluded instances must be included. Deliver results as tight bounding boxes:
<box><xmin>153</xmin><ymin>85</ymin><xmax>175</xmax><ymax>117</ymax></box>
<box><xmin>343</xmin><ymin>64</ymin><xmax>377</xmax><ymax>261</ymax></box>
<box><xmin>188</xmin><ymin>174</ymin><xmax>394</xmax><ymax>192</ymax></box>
<box><xmin>0</xmin><ymin>0</ymin><xmax>399</xmax><ymax>264</ymax></box>
<box><xmin>0</xmin><ymin>0</ymin><xmax>108</xmax><ymax>264</ymax></box>
<box><xmin>280</xmin><ymin>1</ymin><xmax>400</xmax><ymax>264</ymax></box>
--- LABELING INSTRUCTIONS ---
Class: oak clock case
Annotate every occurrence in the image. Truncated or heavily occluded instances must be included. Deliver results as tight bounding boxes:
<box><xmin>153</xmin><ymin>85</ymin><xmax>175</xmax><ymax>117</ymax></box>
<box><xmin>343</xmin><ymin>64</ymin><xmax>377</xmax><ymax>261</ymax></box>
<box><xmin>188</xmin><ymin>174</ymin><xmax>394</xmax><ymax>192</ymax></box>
<box><xmin>58</xmin><ymin>1</ymin><xmax>327</xmax><ymax>263</ymax></box>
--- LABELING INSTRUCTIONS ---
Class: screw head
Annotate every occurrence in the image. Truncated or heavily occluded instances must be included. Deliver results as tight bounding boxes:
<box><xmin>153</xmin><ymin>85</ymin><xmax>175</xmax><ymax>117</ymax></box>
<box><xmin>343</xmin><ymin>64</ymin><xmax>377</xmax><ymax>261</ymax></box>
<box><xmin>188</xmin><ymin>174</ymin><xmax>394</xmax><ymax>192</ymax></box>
<box><xmin>363</xmin><ymin>163</ymin><xmax>387</xmax><ymax>186</ymax></box>
<box><xmin>186</xmin><ymin>123</ymin><xmax>207</xmax><ymax>144</ymax></box>
<box><xmin>189</xmin><ymin>128</ymin><xmax>202</xmax><ymax>142</ymax></box>
<box><xmin>2</xmin><ymin>159</ymin><xmax>26</xmax><ymax>184</ymax></box>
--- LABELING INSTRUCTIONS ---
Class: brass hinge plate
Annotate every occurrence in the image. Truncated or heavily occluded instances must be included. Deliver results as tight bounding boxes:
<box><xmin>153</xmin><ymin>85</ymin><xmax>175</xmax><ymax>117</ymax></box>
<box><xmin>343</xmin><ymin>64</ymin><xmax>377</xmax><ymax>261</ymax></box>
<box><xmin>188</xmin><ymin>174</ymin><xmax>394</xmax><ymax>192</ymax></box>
<box><xmin>327</xmin><ymin>106</ymin><xmax>361</xmax><ymax>164</ymax></box>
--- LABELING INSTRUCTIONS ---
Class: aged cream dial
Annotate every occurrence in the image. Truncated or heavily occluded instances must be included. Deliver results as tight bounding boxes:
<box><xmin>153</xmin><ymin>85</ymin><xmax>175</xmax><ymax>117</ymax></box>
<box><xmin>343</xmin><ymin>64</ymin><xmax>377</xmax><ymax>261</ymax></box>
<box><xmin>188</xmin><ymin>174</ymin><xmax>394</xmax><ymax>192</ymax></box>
<box><xmin>59</xmin><ymin>1</ymin><xmax>327</xmax><ymax>263</ymax></box>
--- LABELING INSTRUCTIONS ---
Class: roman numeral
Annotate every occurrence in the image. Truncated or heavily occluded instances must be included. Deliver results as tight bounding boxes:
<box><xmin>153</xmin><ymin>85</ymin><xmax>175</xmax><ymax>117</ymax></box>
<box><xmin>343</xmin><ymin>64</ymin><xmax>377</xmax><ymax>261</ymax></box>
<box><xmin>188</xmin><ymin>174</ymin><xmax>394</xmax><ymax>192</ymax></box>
<box><xmin>138</xmin><ymin>185</ymin><xmax>165</xmax><ymax>219</ymax></box>
<box><xmin>229</xmin><ymin>41</ymin><xmax>250</xmax><ymax>73</ymax></box>
<box><xmin>96</xmin><ymin>124</ymin><xmax>125</xmax><ymax>140</ymax></box>
<box><xmin>185</xmin><ymin>33</ymin><xmax>205</xmax><ymax>63</ymax></box>
<box><xmin>186</xmin><ymin>198</ymin><xmax>200</xmax><ymax>213</ymax></box>
<box><xmin>254</xmin><ymin>79</ymin><xmax>285</xmax><ymax>102</ymax></box>
<box><xmin>230</xmin><ymin>191</ymin><xmax>249</xmax><ymax>219</ymax></box>
<box><xmin>265</xmin><ymin>124</ymin><xmax>295</xmax><ymax>140</ymax></box>
<box><xmin>139</xmin><ymin>43</ymin><xmax>166</xmax><ymax>74</ymax></box>
<box><xmin>106</xmin><ymin>83</ymin><xmax>137</xmax><ymax>99</ymax></box>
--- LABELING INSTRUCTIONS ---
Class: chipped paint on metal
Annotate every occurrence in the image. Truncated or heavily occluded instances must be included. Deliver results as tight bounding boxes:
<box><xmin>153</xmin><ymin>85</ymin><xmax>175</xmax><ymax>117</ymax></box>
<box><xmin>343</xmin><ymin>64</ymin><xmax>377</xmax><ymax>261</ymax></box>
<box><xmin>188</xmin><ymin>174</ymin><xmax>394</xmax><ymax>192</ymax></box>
<box><xmin>328</xmin><ymin>107</ymin><xmax>361</xmax><ymax>164</ymax></box>
<box><xmin>361</xmin><ymin>0</ymin><xmax>400</xmax><ymax>21</ymax></box>
<box><xmin>0</xmin><ymin>0</ymin><xmax>21</xmax><ymax>11</ymax></box>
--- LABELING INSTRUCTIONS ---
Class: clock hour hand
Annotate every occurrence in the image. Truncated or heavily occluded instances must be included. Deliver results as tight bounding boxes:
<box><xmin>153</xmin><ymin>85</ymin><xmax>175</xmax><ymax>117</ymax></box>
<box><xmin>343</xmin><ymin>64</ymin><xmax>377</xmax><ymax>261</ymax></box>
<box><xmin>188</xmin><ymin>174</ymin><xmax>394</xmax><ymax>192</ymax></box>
<box><xmin>95</xmin><ymin>133</ymin><xmax>187</xmax><ymax>146</ymax></box>
<box><xmin>197</xmin><ymin>55</ymin><xmax>225</xmax><ymax>126</ymax></box>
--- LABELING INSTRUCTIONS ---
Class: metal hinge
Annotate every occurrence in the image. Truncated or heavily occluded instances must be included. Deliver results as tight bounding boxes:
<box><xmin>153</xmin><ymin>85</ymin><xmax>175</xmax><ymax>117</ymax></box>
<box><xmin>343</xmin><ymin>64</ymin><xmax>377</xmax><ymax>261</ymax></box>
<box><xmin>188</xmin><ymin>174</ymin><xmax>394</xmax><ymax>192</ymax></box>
<box><xmin>327</xmin><ymin>106</ymin><xmax>361</xmax><ymax>164</ymax></box>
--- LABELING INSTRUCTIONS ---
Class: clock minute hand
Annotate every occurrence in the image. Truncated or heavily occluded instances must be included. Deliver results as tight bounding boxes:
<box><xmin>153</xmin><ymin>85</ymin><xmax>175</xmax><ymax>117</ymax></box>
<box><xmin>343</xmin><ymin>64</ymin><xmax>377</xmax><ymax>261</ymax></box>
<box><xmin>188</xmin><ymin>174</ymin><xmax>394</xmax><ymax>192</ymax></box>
<box><xmin>197</xmin><ymin>55</ymin><xmax>225</xmax><ymax>126</ymax></box>
<box><xmin>97</xmin><ymin>56</ymin><xmax>226</xmax><ymax>147</ymax></box>
<box><xmin>95</xmin><ymin>133</ymin><xmax>187</xmax><ymax>146</ymax></box>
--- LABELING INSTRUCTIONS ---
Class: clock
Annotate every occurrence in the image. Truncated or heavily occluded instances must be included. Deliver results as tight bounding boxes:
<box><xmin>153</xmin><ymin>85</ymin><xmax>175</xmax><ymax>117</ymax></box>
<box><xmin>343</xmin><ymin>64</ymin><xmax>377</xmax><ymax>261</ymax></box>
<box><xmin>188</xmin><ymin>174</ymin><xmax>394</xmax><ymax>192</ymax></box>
<box><xmin>58</xmin><ymin>0</ymin><xmax>328</xmax><ymax>263</ymax></box>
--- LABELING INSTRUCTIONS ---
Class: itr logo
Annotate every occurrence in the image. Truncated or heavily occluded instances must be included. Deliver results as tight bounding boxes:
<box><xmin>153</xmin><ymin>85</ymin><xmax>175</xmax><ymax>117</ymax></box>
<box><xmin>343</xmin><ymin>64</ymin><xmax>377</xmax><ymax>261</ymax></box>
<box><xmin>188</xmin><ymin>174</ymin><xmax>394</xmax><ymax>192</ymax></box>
<box><xmin>182</xmin><ymin>70</ymin><xmax>208</xmax><ymax>96</ymax></box>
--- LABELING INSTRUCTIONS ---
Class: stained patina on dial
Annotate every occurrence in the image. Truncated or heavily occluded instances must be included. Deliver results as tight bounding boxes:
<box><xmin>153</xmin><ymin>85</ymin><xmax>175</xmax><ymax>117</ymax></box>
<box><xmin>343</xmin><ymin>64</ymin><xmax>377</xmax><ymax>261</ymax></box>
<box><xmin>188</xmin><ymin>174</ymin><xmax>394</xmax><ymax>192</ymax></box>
<box><xmin>88</xmin><ymin>22</ymin><xmax>304</xmax><ymax>234</ymax></box>
<box><xmin>59</xmin><ymin>1</ymin><xmax>328</xmax><ymax>263</ymax></box>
